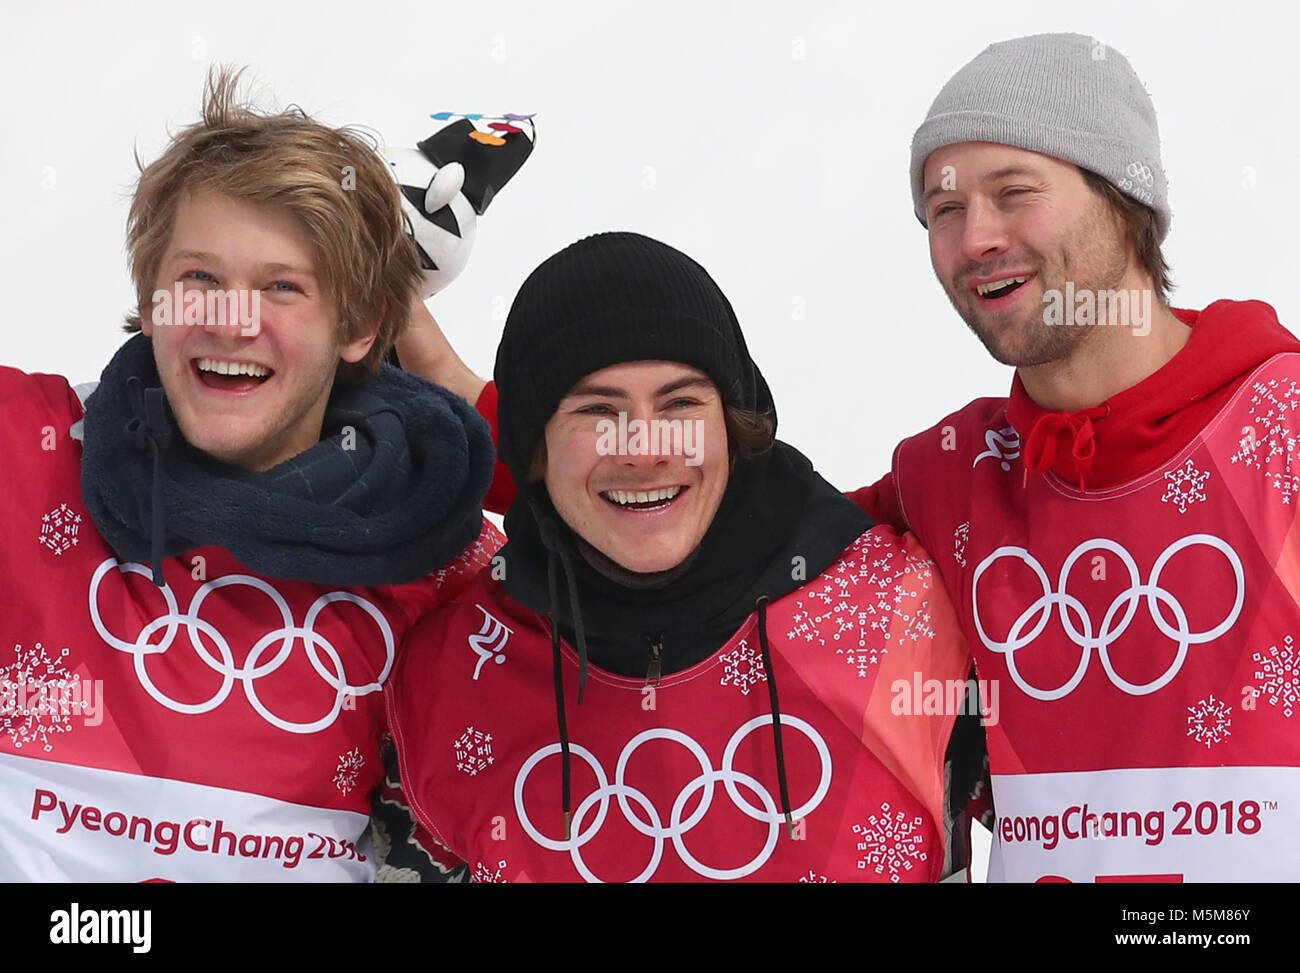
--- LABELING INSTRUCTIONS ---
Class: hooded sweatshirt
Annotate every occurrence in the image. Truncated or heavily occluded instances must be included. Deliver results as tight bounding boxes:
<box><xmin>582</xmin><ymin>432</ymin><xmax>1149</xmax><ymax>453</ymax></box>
<box><xmin>868</xmin><ymin>299</ymin><xmax>1300</xmax><ymax>882</ymax></box>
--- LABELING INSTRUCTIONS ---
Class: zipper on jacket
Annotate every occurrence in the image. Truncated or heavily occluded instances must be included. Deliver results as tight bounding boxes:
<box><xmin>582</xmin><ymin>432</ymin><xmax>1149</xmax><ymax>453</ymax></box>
<box><xmin>645</xmin><ymin>635</ymin><xmax>664</xmax><ymax>688</ymax></box>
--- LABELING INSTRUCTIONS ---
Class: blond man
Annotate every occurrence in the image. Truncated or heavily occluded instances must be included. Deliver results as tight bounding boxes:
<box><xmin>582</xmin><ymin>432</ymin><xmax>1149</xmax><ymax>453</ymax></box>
<box><xmin>0</xmin><ymin>69</ymin><xmax>496</xmax><ymax>880</ymax></box>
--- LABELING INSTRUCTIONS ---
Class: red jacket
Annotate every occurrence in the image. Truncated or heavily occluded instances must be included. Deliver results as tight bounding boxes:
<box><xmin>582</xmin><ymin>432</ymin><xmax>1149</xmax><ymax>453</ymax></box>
<box><xmin>0</xmin><ymin>366</ymin><xmax>502</xmax><ymax>880</ymax></box>
<box><xmin>388</xmin><ymin>527</ymin><xmax>972</xmax><ymax>882</ymax></box>
<box><xmin>867</xmin><ymin>301</ymin><xmax>1300</xmax><ymax>880</ymax></box>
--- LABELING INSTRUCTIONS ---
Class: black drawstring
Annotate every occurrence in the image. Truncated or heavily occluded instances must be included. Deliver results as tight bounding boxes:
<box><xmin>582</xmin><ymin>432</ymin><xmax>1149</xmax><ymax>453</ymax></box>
<box><xmin>756</xmin><ymin>595</ymin><xmax>795</xmax><ymax>838</ymax></box>
<box><xmin>545</xmin><ymin>545</ymin><xmax>573</xmax><ymax>841</ymax></box>
<box><xmin>530</xmin><ymin>498</ymin><xmax>593</xmax><ymax>842</ymax></box>
<box><xmin>530</xmin><ymin>500</ymin><xmax>591</xmax><ymax>702</ymax></box>
<box><xmin>125</xmin><ymin>377</ymin><xmax>172</xmax><ymax>588</ymax></box>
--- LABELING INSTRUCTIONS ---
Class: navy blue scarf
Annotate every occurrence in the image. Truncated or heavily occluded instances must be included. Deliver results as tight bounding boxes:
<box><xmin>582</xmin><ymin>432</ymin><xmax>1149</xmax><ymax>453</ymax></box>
<box><xmin>81</xmin><ymin>334</ymin><xmax>494</xmax><ymax>587</ymax></box>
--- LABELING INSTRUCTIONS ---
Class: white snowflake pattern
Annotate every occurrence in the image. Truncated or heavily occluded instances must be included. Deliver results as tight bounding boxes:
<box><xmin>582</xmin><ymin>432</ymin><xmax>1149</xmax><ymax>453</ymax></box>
<box><xmin>0</xmin><ymin>642</ymin><xmax>86</xmax><ymax>752</ymax></box>
<box><xmin>852</xmin><ymin>802</ymin><xmax>928</xmax><ymax>883</ymax></box>
<box><xmin>38</xmin><ymin>503</ymin><xmax>82</xmax><ymax>555</ymax></box>
<box><xmin>1229</xmin><ymin>377</ymin><xmax>1300</xmax><ymax>504</ymax></box>
<box><xmin>1161</xmin><ymin>459</ymin><xmax>1210</xmax><ymax>514</ymax></box>
<box><xmin>472</xmin><ymin>859</ymin><xmax>509</xmax><ymax>883</ymax></box>
<box><xmin>954</xmin><ymin>521</ymin><xmax>970</xmax><ymax>568</ymax></box>
<box><xmin>1186</xmin><ymin>694</ymin><xmax>1231</xmax><ymax>748</ymax></box>
<box><xmin>1253</xmin><ymin>635</ymin><xmax>1300</xmax><ymax>718</ymax></box>
<box><xmin>333</xmin><ymin>747</ymin><xmax>365</xmax><ymax>795</ymax></box>
<box><xmin>798</xmin><ymin>870</ymin><xmax>836</xmax><ymax>883</ymax></box>
<box><xmin>785</xmin><ymin>533</ymin><xmax>935</xmax><ymax>678</ymax></box>
<box><xmin>718</xmin><ymin>639</ymin><xmax>767</xmax><ymax>696</ymax></box>
<box><xmin>454</xmin><ymin>726</ymin><xmax>495</xmax><ymax>776</ymax></box>
<box><xmin>432</xmin><ymin>523</ymin><xmax>504</xmax><ymax>590</ymax></box>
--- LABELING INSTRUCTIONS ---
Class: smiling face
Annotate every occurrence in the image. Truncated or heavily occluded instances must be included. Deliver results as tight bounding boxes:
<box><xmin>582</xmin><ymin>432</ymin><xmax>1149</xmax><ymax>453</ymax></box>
<box><xmin>141</xmin><ymin>189</ymin><xmax>377</xmax><ymax>471</ymax></box>
<box><xmin>922</xmin><ymin>142</ymin><xmax>1130</xmax><ymax>368</ymax></box>
<box><xmin>541</xmin><ymin>361</ymin><xmax>730</xmax><ymax>574</ymax></box>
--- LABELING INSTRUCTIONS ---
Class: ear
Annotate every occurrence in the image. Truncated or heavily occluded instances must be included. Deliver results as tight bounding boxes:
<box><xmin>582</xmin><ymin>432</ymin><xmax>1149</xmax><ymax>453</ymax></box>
<box><xmin>339</xmin><ymin>305</ymin><xmax>384</xmax><ymax>364</ymax></box>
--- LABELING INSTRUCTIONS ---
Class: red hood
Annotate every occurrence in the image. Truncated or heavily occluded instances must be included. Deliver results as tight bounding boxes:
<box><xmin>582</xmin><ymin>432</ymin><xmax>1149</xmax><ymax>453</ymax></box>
<box><xmin>1006</xmin><ymin>300</ymin><xmax>1299</xmax><ymax>489</ymax></box>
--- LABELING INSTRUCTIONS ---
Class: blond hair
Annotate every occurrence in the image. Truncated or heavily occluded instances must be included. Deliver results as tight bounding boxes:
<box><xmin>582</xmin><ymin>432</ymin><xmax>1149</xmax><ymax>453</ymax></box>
<box><xmin>124</xmin><ymin>66</ymin><xmax>422</xmax><ymax>383</ymax></box>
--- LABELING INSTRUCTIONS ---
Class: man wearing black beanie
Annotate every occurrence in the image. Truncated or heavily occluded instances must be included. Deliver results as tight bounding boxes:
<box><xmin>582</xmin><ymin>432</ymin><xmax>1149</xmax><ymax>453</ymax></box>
<box><xmin>387</xmin><ymin>232</ymin><xmax>977</xmax><ymax>883</ymax></box>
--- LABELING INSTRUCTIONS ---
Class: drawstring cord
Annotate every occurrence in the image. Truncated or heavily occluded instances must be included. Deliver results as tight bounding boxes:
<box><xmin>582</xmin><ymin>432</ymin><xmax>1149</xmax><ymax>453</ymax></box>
<box><xmin>531</xmin><ymin>498</ymin><xmax>592</xmax><ymax>841</ymax></box>
<box><xmin>756</xmin><ymin>595</ymin><xmax>795</xmax><ymax>838</ymax></box>
<box><xmin>532</xmin><ymin>500</ymin><xmax>591</xmax><ymax>702</ymax></box>
<box><xmin>125</xmin><ymin>377</ymin><xmax>172</xmax><ymax>587</ymax></box>
<box><xmin>545</xmin><ymin>542</ymin><xmax>573</xmax><ymax>841</ymax></box>
<box><xmin>1021</xmin><ymin>404</ymin><xmax>1109</xmax><ymax>493</ymax></box>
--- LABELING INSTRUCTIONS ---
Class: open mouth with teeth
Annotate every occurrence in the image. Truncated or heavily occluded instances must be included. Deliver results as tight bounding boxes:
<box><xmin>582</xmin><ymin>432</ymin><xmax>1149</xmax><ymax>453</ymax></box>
<box><xmin>600</xmin><ymin>485</ymin><xmax>686</xmax><ymax>512</ymax></box>
<box><xmin>192</xmin><ymin>357</ymin><xmax>274</xmax><ymax>392</ymax></box>
<box><xmin>975</xmin><ymin>274</ymin><xmax>1034</xmax><ymax>302</ymax></box>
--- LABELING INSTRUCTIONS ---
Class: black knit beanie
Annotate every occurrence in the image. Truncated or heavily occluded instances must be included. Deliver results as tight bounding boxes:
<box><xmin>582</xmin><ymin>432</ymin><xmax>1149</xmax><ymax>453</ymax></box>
<box><xmin>494</xmin><ymin>231</ymin><xmax>774</xmax><ymax>482</ymax></box>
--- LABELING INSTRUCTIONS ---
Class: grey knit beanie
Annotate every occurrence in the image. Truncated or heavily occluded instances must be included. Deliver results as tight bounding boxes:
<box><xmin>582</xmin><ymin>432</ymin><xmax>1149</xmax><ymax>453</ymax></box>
<box><xmin>910</xmin><ymin>32</ymin><xmax>1171</xmax><ymax>240</ymax></box>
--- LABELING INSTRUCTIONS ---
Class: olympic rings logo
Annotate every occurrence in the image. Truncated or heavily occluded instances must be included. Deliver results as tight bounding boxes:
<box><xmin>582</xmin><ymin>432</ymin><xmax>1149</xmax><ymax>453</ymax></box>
<box><xmin>514</xmin><ymin>716</ymin><xmax>832</xmax><ymax>882</ymax></box>
<box><xmin>971</xmin><ymin>534</ymin><xmax>1244</xmax><ymax>700</ymax></box>
<box><xmin>1125</xmin><ymin>161</ymin><xmax>1154</xmax><ymax>185</ymax></box>
<box><xmin>88</xmin><ymin>557</ymin><xmax>395</xmax><ymax>733</ymax></box>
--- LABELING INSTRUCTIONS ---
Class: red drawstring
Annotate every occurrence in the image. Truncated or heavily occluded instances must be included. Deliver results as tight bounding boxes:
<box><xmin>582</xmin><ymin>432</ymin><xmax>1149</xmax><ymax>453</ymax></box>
<box><xmin>1021</xmin><ymin>406</ymin><xmax>1108</xmax><ymax>488</ymax></box>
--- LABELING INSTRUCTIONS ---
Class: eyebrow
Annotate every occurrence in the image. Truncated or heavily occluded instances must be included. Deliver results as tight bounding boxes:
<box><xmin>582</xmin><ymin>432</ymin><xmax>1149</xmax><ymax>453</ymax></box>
<box><xmin>169</xmin><ymin>250</ymin><xmax>220</xmax><ymax>264</ymax></box>
<box><xmin>262</xmin><ymin>262</ymin><xmax>317</xmax><ymax>277</ymax></box>
<box><xmin>922</xmin><ymin>165</ymin><xmax>1044</xmax><ymax>204</ymax></box>
<box><xmin>565</xmin><ymin>376</ymin><xmax>714</xmax><ymax>399</ymax></box>
<box><xmin>167</xmin><ymin>250</ymin><xmax>317</xmax><ymax>277</ymax></box>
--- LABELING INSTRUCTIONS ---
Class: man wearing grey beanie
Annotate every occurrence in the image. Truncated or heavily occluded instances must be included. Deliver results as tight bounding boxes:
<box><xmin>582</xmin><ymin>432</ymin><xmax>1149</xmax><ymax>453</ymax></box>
<box><xmin>851</xmin><ymin>32</ymin><xmax>1300</xmax><ymax>882</ymax></box>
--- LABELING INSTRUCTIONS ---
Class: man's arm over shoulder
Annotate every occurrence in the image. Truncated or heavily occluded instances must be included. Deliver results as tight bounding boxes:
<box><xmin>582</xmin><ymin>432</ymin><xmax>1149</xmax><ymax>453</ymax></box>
<box><xmin>846</xmin><ymin>471</ymin><xmax>906</xmax><ymax>532</ymax></box>
<box><xmin>394</xmin><ymin>301</ymin><xmax>515</xmax><ymax>514</ymax></box>
<box><xmin>849</xmin><ymin>397</ymin><xmax>1010</xmax><ymax>548</ymax></box>
<box><xmin>472</xmin><ymin>382</ymin><xmax>515</xmax><ymax>515</ymax></box>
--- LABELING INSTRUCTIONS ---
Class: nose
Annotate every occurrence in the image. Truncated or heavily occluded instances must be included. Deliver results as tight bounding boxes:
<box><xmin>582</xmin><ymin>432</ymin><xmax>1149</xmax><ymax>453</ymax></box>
<box><xmin>959</xmin><ymin>195</ymin><xmax>1011</xmax><ymax>263</ymax></box>
<box><xmin>198</xmin><ymin>282</ymin><xmax>262</xmax><ymax>340</ymax></box>
<box><xmin>620</xmin><ymin>449</ymin><xmax>670</xmax><ymax>472</ymax></box>
<box><xmin>619</xmin><ymin>402</ymin><xmax>671</xmax><ymax>471</ymax></box>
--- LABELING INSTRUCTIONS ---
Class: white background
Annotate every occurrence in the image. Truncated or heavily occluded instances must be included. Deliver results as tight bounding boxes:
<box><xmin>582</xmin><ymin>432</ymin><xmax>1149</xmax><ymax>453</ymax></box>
<box><xmin>4</xmin><ymin>0</ymin><xmax>1298</xmax><ymax>880</ymax></box>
